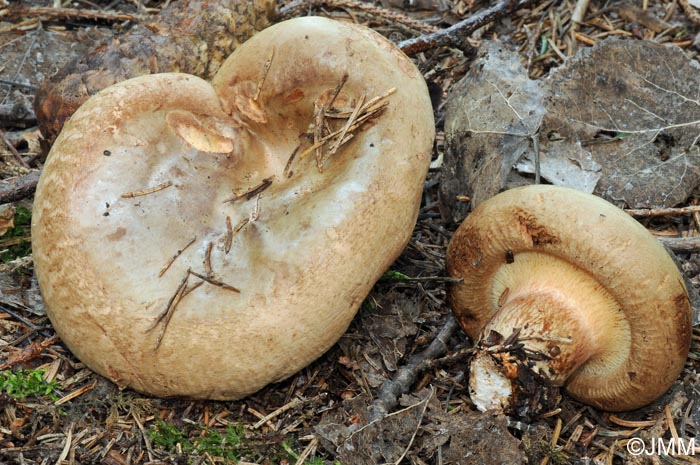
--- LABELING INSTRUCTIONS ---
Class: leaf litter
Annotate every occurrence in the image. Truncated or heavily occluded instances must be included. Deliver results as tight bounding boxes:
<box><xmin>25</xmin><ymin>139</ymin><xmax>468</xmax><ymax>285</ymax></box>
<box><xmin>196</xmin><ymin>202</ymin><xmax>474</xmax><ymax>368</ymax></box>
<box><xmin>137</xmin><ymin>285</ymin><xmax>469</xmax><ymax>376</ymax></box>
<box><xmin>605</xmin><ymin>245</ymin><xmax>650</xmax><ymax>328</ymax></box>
<box><xmin>4</xmin><ymin>1</ymin><xmax>700</xmax><ymax>465</ymax></box>
<box><xmin>441</xmin><ymin>37</ymin><xmax>700</xmax><ymax>223</ymax></box>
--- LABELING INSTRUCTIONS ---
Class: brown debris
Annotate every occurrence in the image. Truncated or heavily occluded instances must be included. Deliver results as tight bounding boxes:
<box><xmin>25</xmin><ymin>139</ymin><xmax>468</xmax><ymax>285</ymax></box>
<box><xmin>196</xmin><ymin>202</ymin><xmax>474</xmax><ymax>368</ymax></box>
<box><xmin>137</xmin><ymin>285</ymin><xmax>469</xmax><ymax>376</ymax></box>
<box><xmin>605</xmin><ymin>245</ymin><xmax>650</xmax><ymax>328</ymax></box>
<box><xmin>0</xmin><ymin>335</ymin><xmax>58</xmax><ymax>370</ymax></box>
<box><xmin>0</xmin><ymin>6</ymin><xmax>142</xmax><ymax>23</ymax></box>
<box><xmin>120</xmin><ymin>180</ymin><xmax>172</xmax><ymax>199</ymax></box>
<box><xmin>3</xmin><ymin>1</ymin><xmax>700</xmax><ymax>465</ymax></box>
<box><xmin>294</xmin><ymin>84</ymin><xmax>395</xmax><ymax>174</ymax></box>
<box><xmin>34</xmin><ymin>0</ymin><xmax>277</xmax><ymax>145</ymax></box>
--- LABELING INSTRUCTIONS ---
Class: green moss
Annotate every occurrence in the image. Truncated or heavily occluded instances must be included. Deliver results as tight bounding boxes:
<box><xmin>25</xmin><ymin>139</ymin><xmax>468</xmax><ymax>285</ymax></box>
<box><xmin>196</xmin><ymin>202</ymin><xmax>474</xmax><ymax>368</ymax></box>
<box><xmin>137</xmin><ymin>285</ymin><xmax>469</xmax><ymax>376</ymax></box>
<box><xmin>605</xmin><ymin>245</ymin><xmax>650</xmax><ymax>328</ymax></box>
<box><xmin>0</xmin><ymin>369</ymin><xmax>60</xmax><ymax>401</ymax></box>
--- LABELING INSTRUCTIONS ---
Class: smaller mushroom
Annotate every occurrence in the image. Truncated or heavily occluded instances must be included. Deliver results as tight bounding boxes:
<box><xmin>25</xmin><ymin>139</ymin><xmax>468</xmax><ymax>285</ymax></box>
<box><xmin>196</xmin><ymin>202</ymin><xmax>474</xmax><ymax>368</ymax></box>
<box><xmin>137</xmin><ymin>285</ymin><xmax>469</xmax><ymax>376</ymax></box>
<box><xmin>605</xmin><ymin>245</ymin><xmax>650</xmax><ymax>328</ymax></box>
<box><xmin>446</xmin><ymin>185</ymin><xmax>691</xmax><ymax>413</ymax></box>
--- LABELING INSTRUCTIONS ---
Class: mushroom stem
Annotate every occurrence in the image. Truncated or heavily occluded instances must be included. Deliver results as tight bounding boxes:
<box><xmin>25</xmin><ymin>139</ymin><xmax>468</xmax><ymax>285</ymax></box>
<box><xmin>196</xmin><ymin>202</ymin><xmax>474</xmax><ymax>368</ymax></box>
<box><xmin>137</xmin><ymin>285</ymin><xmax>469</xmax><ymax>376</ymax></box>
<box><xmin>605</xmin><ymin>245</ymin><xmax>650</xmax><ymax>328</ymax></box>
<box><xmin>468</xmin><ymin>251</ymin><xmax>631</xmax><ymax>413</ymax></box>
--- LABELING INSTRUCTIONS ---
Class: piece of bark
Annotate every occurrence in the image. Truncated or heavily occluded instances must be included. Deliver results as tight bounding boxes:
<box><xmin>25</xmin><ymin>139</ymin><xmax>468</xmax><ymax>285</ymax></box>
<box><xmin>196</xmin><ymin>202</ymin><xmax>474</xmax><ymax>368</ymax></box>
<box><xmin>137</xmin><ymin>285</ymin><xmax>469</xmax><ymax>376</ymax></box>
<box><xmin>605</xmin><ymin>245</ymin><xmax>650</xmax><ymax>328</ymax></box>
<box><xmin>35</xmin><ymin>0</ymin><xmax>277</xmax><ymax>145</ymax></box>
<box><xmin>0</xmin><ymin>171</ymin><xmax>41</xmax><ymax>204</ymax></box>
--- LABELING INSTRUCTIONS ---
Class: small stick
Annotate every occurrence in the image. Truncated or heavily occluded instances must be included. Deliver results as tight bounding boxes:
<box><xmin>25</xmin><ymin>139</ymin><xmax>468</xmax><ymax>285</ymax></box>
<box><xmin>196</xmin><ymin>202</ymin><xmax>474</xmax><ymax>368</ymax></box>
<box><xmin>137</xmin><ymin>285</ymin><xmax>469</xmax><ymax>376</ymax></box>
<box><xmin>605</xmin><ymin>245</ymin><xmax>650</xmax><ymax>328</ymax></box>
<box><xmin>0</xmin><ymin>128</ymin><xmax>29</xmax><ymax>168</ymax></box>
<box><xmin>680</xmin><ymin>0</ymin><xmax>700</xmax><ymax>24</ymax></box>
<box><xmin>203</xmin><ymin>241</ymin><xmax>214</xmax><ymax>278</ymax></box>
<box><xmin>189</xmin><ymin>270</ymin><xmax>240</xmax><ymax>293</ymax></box>
<box><xmin>222</xmin><ymin>177</ymin><xmax>273</xmax><ymax>203</ymax></box>
<box><xmin>283</xmin><ymin>146</ymin><xmax>300</xmax><ymax>179</ymax></box>
<box><xmin>0</xmin><ymin>170</ymin><xmax>39</xmax><ymax>204</ymax></box>
<box><xmin>224</xmin><ymin>216</ymin><xmax>233</xmax><ymax>254</ymax></box>
<box><xmin>158</xmin><ymin>236</ymin><xmax>196</xmax><ymax>277</ymax></box>
<box><xmin>0</xmin><ymin>6</ymin><xmax>143</xmax><ymax>22</ymax></box>
<box><xmin>298</xmin><ymin>97</ymin><xmax>391</xmax><ymax>160</ymax></box>
<box><xmin>325</xmin><ymin>74</ymin><xmax>349</xmax><ymax>112</ymax></box>
<box><xmin>253</xmin><ymin>397</ymin><xmax>304</xmax><ymax>429</ymax></box>
<box><xmin>148</xmin><ymin>271</ymin><xmax>190</xmax><ymax>351</ymax></box>
<box><xmin>234</xmin><ymin>217</ymin><xmax>249</xmax><ymax>233</ymax></box>
<box><xmin>149</xmin><ymin>272</ymin><xmax>189</xmax><ymax>328</ymax></box>
<box><xmin>368</xmin><ymin>315</ymin><xmax>458</xmax><ymax>422</ymax></box>
<box><xmin>398</xmin><ymin>0</ymin><xmax>539</xmax><ymax>55</ymax></box>
<box><xmin>181</xmin><ymin>280</ymin><xmax>204</xmax><ymax>299</ymax></box>
<box><xmin>250</xmin><ymin>194</ymin><xmax>261</xmax><ymax>222</ymax></box>
<box><xmin>121</xmin><ymin>181</ymin><xmax>172</xmax><ymax>199</ymax></box>
<box><xmin>572</xmin><ymin>0</ymin><xmax>591</xmax><ymax>24</ymax></box>
<box><xmin>608</xmin><ymin>416</ymin><xmax>656</xmax><ymax>428</ymax></box>
<box><xmin>54</xmin><ymin>381</ymin><xmax>96</xmax><ymax>406</ymax></box>
<box><xmin>313</xmin><ymin>102</ymin><xmax>325</xmax><ymax>173</ymax></box>
<box><xmin>626</xmin><ymin>205</ymin><xmax>700</xmax><ymax>217</ymax></box>
<box><xmin>658</xmin><ymin>236</ymin><xmax>700</xmax><ymax>253</ymax></box>
<box><xmin>327</xmin><ymin>94</ymin><xmax>365</xmax><ymax>158</ymax></box>
<box><xmin>254</xmin><ymin>47</ymin><xmax>275</xmax><ymax>102</ymax></box>
<box><xmin>539</xmin><ymin>418</ymin><xmax>563</xmax><ymax>465</ymax></box>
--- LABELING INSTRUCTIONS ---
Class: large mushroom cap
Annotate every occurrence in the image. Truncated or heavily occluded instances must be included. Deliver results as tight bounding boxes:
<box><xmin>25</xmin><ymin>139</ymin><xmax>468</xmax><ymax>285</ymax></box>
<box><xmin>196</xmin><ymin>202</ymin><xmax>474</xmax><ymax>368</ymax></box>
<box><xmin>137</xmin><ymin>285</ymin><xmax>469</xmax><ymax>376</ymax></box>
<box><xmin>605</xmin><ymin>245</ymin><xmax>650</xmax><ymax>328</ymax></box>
<box><xmin>447</xmin><ymin>185</ymin><xmax>691</xmax><ymax>411</ymax></box>
<box><xmin>32</xmin><ymin>17</ymin><xmax>435</xmax><ymax>399</ymax></box>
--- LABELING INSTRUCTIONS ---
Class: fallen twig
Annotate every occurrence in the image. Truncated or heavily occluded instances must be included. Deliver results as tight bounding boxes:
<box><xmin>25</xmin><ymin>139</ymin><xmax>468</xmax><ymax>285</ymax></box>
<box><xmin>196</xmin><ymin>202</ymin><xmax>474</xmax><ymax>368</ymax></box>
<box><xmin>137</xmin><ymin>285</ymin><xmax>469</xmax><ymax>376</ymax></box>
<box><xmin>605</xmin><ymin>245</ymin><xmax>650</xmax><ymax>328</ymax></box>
<box><xmin>626</xmin><ymin>205</ymin><xmax>700</xmax><ymax>217</ymax></box>
<box><xmin>0</xmin><ymin>6</ymin><xmax>143</xmax><ymax>23</ymax></box>
<box><xmin>222</xmin><ymin>177</ymin><xmax>273</xmax><ymax>203</ymax></box>
<box><xmin>0</xmin><ymin>171</ymin><xmax>39</xmax><ymax>205</ymax></box>
<box><xmin>398</xmin><ymin>0</ymin><xmax>540</xmax><ymax>55</ymax></box>
<box><xmin>279</xmin><ymin>0</ymin><xmax>439</xmax><ymax>33</ymax></box>
<box><xmin>367</xmin><ymin>315</ymin><xmax>458</xmax><ymax>422</ymax></box>
<box><xmin>0</xmin><ymin>128</ymin><xmax>30</xmax><ymax>168</ymax></box>
<box><xmin>121</xmin><ymin>181</ymin><xmax>173</xmax><ymax>199</ymax></box>
<box><xmin>680</xmin><ymin>0</ymin><xmax>700</xmax><ymax>24</ymax></box>
<box><xmin>0</xmin><ymin>335</ymin><xmax>58</xmax><ymax>370</ymax></box>
<box><xmin>658</xmin><ymin>236</ymin><xmax>700</xmax><ymax>253</ymax></box>
<box><xmin>158</xmin><ymin>236</ymin><xmax>197</xmax><ymax>278</ymax></box>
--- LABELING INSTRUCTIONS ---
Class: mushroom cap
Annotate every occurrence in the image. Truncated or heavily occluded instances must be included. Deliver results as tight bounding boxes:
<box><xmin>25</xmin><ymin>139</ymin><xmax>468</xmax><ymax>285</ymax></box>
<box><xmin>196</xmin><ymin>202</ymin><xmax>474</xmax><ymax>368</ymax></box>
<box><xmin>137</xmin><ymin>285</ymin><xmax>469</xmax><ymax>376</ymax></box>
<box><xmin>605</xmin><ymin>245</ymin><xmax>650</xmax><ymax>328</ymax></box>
<box><xmin>447</xmin><ymin>185</ymin><xmax>691</xmax><ymax>410</ymax></box>
<box><xmin>32</xmin><ymin>17</ymin><xmax>435</xmax><ymax>399</ymax></box>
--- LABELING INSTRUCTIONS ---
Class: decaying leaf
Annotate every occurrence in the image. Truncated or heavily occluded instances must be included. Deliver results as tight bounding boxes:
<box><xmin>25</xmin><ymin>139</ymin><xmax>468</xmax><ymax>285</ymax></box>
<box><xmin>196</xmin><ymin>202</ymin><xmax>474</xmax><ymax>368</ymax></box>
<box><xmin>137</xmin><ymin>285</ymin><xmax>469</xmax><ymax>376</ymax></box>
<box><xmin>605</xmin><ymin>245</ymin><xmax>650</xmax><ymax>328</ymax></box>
<box><xmin>545</xmin><ymin>39</ymin><xmax>700</xmax><ymax>208</ymax></box>
<box><xmin>440</xmin><ymin>41</ymin><xmax>546</xmax><ymax>223</ymax></box>
<box><xmin>441</xmin><ymin>38</ymin><xmax>700</xmax><ymax>222</ymax></box>
<box><xmin>0</xmin><ymin>205</ymin><xmax>15</xmax><ymax>236</ymax></box>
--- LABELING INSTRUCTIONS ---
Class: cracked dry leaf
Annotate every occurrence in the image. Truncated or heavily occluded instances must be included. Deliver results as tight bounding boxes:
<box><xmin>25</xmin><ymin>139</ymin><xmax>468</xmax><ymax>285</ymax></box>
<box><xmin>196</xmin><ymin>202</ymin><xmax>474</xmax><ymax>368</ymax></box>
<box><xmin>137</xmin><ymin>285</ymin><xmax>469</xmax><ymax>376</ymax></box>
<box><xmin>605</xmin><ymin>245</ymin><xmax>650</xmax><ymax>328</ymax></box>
<box><xmin>440</xmin><ymin>41</ymin><xmax>546</xmax><ymax>223</ymax></box>
<box><xmin>545</xmin><ymin>38</ymin><xmax>700</xmax><ymax>208</ymax></box>
<box><xmin>441</xmin><ymin>39</ymin><xmax>700</xmax><ymax>222</ymax></box>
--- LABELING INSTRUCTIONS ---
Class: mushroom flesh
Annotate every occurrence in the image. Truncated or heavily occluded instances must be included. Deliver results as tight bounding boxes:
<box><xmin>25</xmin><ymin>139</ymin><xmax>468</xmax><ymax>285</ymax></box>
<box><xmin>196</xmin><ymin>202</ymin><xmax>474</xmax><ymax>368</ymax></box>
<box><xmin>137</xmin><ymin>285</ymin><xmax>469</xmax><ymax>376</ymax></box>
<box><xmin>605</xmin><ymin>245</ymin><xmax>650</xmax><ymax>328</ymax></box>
<box><xmin>31</xmin><ymin>17</ymin><xmax>435</xmax><ymax>399</ymax></box>
<box><xmin>446</xmin><ymin>185</ymin><xmax>691</xmax><ymax>413</ymax></box>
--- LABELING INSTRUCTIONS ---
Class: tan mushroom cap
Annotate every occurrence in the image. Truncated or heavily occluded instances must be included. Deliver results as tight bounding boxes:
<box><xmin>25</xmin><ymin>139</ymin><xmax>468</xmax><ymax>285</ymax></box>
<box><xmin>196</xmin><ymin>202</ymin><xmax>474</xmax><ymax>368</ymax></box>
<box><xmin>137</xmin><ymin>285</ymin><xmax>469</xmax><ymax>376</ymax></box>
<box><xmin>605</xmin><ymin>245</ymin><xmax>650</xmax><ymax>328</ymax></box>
<box><xmin>446</xmin><ymin>185</ymin><xmax>691</xmax><ymax>411</ymax></box>
<box><xmin>32</xmin><ymin>17</ymin><xmax>435</xmax><ymax>399</ymax></box>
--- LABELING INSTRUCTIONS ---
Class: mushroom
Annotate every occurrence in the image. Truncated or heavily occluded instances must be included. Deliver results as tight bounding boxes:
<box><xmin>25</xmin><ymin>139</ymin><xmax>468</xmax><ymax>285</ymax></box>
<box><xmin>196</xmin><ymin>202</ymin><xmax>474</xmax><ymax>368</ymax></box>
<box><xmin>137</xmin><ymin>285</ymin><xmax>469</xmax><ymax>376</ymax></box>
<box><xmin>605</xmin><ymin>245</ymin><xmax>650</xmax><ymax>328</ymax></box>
<box><xmin>446</xmin><ymin>185</ymin><xmax>691</xmax><ymax>413</ymax></box>
<box><xmin>31</xmin><ymin>17</ymin><xmax>435</xmax><ymax>399</ymax></box>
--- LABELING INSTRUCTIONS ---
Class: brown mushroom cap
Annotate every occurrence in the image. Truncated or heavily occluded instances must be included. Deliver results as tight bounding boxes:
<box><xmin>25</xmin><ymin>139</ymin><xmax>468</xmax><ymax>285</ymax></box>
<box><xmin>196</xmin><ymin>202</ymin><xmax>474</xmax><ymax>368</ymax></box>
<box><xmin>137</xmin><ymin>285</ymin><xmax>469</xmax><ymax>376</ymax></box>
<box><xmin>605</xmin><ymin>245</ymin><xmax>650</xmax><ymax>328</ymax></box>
<box><xmin>446</xmin><ymin>185</ymin><xmax>691</xmax><ymax>411</ymax></box>
<box><xmin>32</xmin><ymin>17</ymin><xmax>435</xmax><ymax>399</ymax></box>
